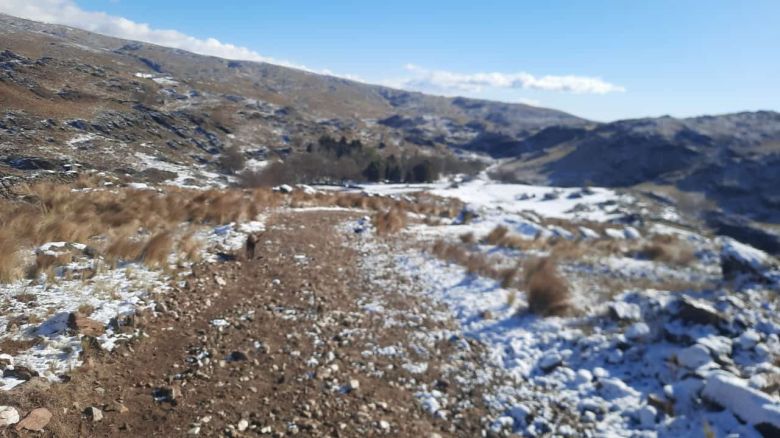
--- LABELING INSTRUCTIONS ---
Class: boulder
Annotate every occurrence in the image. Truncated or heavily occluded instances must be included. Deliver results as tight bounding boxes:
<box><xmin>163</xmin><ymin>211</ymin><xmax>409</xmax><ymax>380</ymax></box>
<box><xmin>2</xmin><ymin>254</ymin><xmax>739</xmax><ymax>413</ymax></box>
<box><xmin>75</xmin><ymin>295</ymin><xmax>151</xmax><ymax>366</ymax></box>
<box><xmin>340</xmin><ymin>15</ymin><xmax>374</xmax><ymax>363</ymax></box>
<box><xmin>719</xmin><ymin>237</ymin><xmax>778</xmax><ymax>283</ymax></box>
<box><xmin>0</xmin><ymin>406</ymin><xmax>20</xmax><ymax>426</ymax></box>
<box><xmin>609</xmin><ymin>302</ymin><xmax>642</xmax><ymax>321</ymax></box>
<box><xmin>15</xmin><ymin>408</ymin><xmax>52</xmax><ymax>432</ymax></box>
<box><xmin>701</xmin><ymin>372</ymin><xmax>780</xmax><ymax>434</ymax></box>
<box><xmin>673</xmin><ymin>296</ymin><xmax>726</xmax><ymax>327</ymax></box>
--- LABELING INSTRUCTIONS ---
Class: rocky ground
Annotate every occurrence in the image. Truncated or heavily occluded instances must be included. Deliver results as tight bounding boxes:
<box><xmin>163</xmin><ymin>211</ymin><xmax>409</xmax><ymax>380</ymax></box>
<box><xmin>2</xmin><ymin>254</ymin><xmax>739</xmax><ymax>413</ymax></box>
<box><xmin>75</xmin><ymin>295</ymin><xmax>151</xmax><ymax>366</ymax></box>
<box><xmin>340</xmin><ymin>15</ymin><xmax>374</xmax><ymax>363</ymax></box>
<box><xmin>0</xmin><ymin>209</ymin><xmax>499</xmax><ymax>437</ymax></box>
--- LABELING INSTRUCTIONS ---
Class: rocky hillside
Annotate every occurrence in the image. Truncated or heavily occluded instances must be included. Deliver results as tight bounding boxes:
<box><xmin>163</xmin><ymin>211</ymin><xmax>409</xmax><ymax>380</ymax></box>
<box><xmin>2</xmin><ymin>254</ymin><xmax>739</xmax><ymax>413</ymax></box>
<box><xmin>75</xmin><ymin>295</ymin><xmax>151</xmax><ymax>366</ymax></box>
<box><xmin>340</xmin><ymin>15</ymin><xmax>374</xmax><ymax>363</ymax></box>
<box><xmin>0</xmin><ymin>13</ymin><xmax>582</xmax><ymax>187</ymax></box>
<box><xmin>494</xmin><ymin>112</ymin><xmax>780</xmax><ymax>238</ymax></box>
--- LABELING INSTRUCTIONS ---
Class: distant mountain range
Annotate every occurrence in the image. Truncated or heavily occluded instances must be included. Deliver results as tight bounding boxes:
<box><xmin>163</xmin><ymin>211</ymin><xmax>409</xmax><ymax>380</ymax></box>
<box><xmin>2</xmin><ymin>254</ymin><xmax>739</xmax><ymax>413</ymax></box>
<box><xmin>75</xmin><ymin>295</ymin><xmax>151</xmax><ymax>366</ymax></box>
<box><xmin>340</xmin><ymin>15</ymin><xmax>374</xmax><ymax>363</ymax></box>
<box><xmin>1</xmin><ymin>13</ymin><xmax>778</xmax><ymax>229</ymax></box>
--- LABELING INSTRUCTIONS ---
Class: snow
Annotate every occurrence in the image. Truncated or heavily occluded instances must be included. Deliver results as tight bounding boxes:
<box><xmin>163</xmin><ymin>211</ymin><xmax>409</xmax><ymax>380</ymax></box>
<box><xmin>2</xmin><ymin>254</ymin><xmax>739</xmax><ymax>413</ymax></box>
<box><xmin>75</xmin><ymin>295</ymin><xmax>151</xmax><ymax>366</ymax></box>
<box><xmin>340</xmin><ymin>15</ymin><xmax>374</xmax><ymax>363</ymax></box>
<box><xmin>343</xmin><ymin>174</ymin><xmax>780</xmax><ymax>436</ymax></box>
<box><xmin>701</xmin><ymin>372</ymin><xmax>780</xmax><ymax>429</ymax></box>
<box><xmin>0</xmin><ymin>212</ymin><xmax>267</xmax><ymax>391</ymax></box>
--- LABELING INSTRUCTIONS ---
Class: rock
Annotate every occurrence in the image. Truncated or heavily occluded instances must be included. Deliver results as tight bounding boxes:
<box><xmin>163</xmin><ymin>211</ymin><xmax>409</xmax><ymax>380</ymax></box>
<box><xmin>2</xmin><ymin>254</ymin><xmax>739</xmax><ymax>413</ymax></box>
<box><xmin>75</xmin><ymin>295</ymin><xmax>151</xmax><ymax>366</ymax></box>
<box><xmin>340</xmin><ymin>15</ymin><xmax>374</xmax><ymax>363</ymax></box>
<box><xmin>378</xmin><ymin>420</ymin><xmax>390</xmax><ymax>431</ymax></box>
<box><xmin>624</xmin><ymin>227</ymin><xmax>641</xmax><ymax>240</ymax></box>
<box><xmin>84</xmin><ymin>406</ymin><xmax>103</xmax><ymax>422</ymax></box>
<box><xmin>738</xmin><ymin>330</ymin><xmax>761</xmax><ymax>350</ymax></box>
<box><xmin>637</xmin><ymin>405</ymin><xmax>657</xmax><ymax>429</ymax></box>
<box><xmin>625</xmin><ymin>322</ymin><xmax>651</xmax><ymax>341</ymax></box>
<box><xmin>508</xmin><ymin>405</ymin><xmax>531</xmax><ymax>428</ymax></box>
<box><xmin>154</xmin><ymin>385</ymin><xmax>182</xmax><ymax>403</ymax></box>
<box><xmin>574</xmin><ymin>369</ymin><xmax>593</xmax><ymax>385</ymax></box>
<box><xmin>227</xmin><ymin>351</ymin><xmax>249</xmax><ymax>362</ymax></box>
<box><xmin>348</xmin><ymin>379</ymin><xmax>360</xmax><ymax>391</ymax></box>
<box><xmin>608</xmin><ymin>302</ymin><xmax>642</xmax><ymax>321</ymax></box>
<box><xmin>273</xmin><ymin>184</ymin><xmax>293</xmax><ymax>193</ymax></box>
<box><xmin>0</xmin><ymin>406</ymin><xmax>20</xmax><ymax>426</ymax></box>
<box><xmin>237</xmin><ymin>419</ymin><xmax>249</xmax><ymax>432</ymax></box>
<box><xmin>676</xmin><ymin>344</ymin><xmax>713</xmax><ymax>369</ymax></box>
<box><xmin>105</xmin><ymin>401</ymin><xmax>129</xmax><ymax>413</ymax></box>
<box><xmin>702</xmin><ymin>372</ymin><xmax>780</xmax><ymax>433</ymax></box>
<box><xmin>0</xmin><ymin>353</ymin><xmax>13</xmax><ymax>369</ymax></box>
<box><xmin>68</xmin><ymin>312</ymin><xmax>105</xmax><ymax>337</ymax></box>
<box><xmin>538</xmin><ymin>352</ymin><xmax>563</xmax><ymax>372</ymax></box>
<box><xmin>598</xmin><ymin>377</ymin><xmax>640</xmax><ymax>400</ymax></box>
<box><xmin>3</xmin><ymin>365</ymin><xmax>38</xmax><ymax>381</ymax></box>
<box><xmin>719</xmin><ymin>237</ymin><xmax>778</xmax><ymax>283</ymax></box>
<box><xmin>15</xmin><ymin>407</ymin><xmax>52</xmax><ymax>432</ymax></box>
<box><xmin>674</xmin><ymin>296</ymin><xmax>725</xmax><ymax>327</ymax></box>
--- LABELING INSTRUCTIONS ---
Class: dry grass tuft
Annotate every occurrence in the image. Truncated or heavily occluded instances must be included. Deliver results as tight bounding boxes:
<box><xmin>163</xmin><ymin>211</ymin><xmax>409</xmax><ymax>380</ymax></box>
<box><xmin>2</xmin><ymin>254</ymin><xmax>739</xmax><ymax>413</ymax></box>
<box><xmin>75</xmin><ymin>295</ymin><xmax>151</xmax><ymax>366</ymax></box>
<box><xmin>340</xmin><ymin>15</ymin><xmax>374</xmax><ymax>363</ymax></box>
<box><xmin>523</xmin><ymin>257</ymin><xmax>572</xmax><ymax>317</ymax></box>
<box><xmin>0</xmin><ymin>232</ymin><xmax>23</xmax><ymax>283</ymax></box>
<box><xmin>640</xmin><ymin>235</ymin><xmax>696</xmax><ymax>266</ymax></box>
<box><xmin>459</xmin><ymin>232</ymin><xmax>476</xmax><ymax>245</ymax></box>
<box><xmin>373</xmin><ymin>208</ymin><xmax>408</xmax><ymax>235</ymax></box>
<box><xmin>483</xmin><ymin>225</ymin><xmax>509</xmax><ymax>245</ymax></box>
<box><xmin>105</xmin><ymin>232</ymin><xmax>147</xmax><ymax>267</ymax></box>
<box><xmin>141</xmin><ymin>231</ymin><xmax>174</xmax><ymax>269</ymax></box>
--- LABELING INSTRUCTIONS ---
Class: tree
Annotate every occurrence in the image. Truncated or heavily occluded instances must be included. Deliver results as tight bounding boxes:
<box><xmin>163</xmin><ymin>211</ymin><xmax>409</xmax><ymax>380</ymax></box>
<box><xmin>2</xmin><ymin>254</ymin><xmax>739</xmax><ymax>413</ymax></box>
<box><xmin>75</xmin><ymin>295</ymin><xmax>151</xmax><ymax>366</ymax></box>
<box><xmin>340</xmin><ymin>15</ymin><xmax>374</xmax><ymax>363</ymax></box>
<box><xmin>363</xmin><ymin>160</ymin><xmax>384</xmax><ymax>182</ymax></box>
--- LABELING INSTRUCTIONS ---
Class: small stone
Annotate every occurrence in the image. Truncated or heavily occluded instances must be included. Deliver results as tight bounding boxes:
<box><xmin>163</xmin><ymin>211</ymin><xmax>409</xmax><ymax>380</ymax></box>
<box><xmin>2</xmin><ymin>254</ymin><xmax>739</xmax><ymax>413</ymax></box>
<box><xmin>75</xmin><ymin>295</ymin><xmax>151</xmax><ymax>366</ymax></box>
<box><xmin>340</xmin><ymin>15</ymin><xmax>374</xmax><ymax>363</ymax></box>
<box><xmin>15</xmin><ymin>407</ymin><xmax>52</xmax><ymax>432</ymax></box>
<box><xmin>738</xmin><ymin>330</ymin><xmax>761</xmax><ymax>350</ymax></box>
<box><xmin>227</xmin><ymin>351</ymin><xmax>249</xmax><ymax>362</ymax></box>
<box><xmin>0</xmin><ymin>406</ymin><xmax>20</xmax><ymax>426</ymax></box>
<box><xmin>215</xmin><ymin>276</ymin><xmax>226</xmax><ymax>287</ymax></box>
<box><xmin>538</xmin><ymin>352</ymin><xmax>563</xmax><ymax>372</ymax></box>
<box><xmin>237</xmin><ymin>419</ymin><xmax>249</xmax><ymax>432</ymax></box>
<box><xmin>378</xmin><ymin>420</ymin><xmax>390</xmax><ymax>430</ymax></box>
<box><xmin>2</xmin><ymin>366</ymin><xmax>38</xmax><ymax>381</ymax></box>
<box><xmin>608</xmin><ymin>302</ymin><xmax>642</xmax><ymax>321</ymax></box>
<box><xmin>676</xmin><ymin>344</ymin><xmax>712</xmax><ymax>369</ymax></box>
<box><xmin>625</xmin><ymin>322</ymin><xmax>651</xmax><ymax>341</ymax></box>
<box><xmin>348</xmin><ymin>379</ymin><xmax>360</xmax><ymax>391</ymax></box>
<box><xmin>674</xmin><ymin>296</ymin><xmax>725</xmax><ymax>327</ymax></box>
<box><xmin>84</xmin><ymin>406</ymin><xmax>103</xmax><ymax>422</ymax></box>
<box><xmin>188</xmin><ymin>425</ymin><xmax>201</xmax><ymax>435</ymax></box>
<box><xmin>637</xmin><ymin>405</ymin><xmax>657</xmax><ymax>428</ymax></box>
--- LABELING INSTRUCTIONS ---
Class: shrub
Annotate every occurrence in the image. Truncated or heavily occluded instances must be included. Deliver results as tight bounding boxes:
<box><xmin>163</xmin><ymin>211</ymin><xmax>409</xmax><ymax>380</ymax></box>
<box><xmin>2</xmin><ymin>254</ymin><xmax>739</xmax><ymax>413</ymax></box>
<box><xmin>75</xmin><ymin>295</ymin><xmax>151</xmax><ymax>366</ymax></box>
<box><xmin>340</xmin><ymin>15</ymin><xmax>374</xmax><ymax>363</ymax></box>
<box><xmin>459</xmin><ymin>232</ymin><xmax>476</xmax><ymax>244</ymax></box>
<box><xmin>105</xmin><ymin>232</ymin><xmax>146</xmax><ymax>266</ymax></box>
<box><xmin>483</xmin><ymin>225</ymin><xmax>509</xmax><ymax>246</ymax></box>
<box><xmin>219</xmin><ymin>145</ymin><xmax>246</xmax><ymax>174</ymax></box>
<box><xmin>373</xmin><ymin>208</ymin><xmax>407</xmax><ymax>235</ymax></box>
<box><xmin>142</xmin><ymin>231</ymin><xmax>174</xmax><ymax>269</ymax></box>
<box><xmin>641</xmin><ymin>236</ymin><xmax>696</xmax><ymax>266</ymax></box>
<box><xmin>523</xmin><ymin>257</ymin><xmax>571</xmax><ymax>316</ymax></box>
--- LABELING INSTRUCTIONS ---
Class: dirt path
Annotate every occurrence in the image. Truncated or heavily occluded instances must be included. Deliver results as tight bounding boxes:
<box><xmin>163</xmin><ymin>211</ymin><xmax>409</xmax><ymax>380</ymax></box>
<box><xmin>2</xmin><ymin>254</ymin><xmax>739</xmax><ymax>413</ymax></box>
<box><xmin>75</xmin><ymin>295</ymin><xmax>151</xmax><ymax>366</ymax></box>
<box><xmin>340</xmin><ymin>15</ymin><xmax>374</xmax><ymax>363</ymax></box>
<box><xmin>2</xmin><ymin>210</ymin><xmax>489</xmax><ymax>437</ymax></box>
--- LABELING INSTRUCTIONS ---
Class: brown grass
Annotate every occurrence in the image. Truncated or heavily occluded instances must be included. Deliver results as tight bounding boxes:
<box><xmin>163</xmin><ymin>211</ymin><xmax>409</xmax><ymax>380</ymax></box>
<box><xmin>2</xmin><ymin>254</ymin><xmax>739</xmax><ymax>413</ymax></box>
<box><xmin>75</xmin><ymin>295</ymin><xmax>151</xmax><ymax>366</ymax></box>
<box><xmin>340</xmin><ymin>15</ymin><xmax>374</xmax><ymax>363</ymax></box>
<box><xmin>523</xmin><ymin>257</ymin><xmax>572</xmax><ymax>317</ymax></box>
<box><xmin>0</xmin><ymin>230</ymin><xmax>25</xmax><ymax>283</ymax></box>
<box><xmin>104</xmin><ymin>232</ymin><xmax>147</xmax><ymax>267</ymax></box>
<box><xmin>141</xmin><ymin>231</ymin><xmax>174</xmax><ymax>269</ymax></box>
<box><xmin>459</xmin><ymin>232</ymin><xmax>476</xmax><ymax>245</ymax></box>
<box><xmin>373</xmin><ymin>208</ymin><xmax>408</xmax><ymax>235</ymax></box>
<box><xmin>483</xmin><ymin>225</ymin><xmax>509</xmax><ymax>245</ymax></box>
<box><xmin>640</xmin><ymin>235</ymin><xmax>696</xmax><ymax>266</ymax></box>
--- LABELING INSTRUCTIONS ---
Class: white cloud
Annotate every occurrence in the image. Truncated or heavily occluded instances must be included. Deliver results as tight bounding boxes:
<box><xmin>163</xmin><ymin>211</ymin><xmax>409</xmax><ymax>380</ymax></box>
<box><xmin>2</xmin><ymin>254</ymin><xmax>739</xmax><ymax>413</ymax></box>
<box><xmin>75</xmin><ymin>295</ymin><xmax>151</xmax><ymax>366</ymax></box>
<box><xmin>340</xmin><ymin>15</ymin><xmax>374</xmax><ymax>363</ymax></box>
<box><xmin>0</xmin><ymin>0</ymin><xmax>307</xmax><ymax>69</ymax></box>
<box><xmin>394</xmin><ymin>64</ymin><xmax>625</xmax><ymax>95</ymax></box>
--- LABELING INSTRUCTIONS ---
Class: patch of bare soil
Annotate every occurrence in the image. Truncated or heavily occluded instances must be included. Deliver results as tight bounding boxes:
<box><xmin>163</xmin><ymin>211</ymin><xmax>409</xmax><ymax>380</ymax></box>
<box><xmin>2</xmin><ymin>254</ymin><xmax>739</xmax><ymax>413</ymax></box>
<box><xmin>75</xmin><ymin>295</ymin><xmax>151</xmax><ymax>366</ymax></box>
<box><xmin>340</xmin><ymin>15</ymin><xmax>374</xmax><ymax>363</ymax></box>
<box><xmin>1</xmin><ymin>210</ymin><xmax>487</xmax><ymax>437</ymax></box>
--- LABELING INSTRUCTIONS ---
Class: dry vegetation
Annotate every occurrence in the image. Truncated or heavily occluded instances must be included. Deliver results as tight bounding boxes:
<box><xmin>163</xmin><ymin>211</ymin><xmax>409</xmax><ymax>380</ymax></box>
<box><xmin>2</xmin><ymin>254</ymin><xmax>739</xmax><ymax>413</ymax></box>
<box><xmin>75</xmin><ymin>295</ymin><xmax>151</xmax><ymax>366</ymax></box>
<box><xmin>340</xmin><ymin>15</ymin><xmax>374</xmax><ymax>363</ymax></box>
<box><xmin>523</xmin><ymin>257</ymin><xmax>572</xmax><ymax>316</ymax></box>
<box><xmin>373</xmin><ymin>208</ymin><xmax>408</xmax><ymax>235</ymax></box>
<box><xmin>0</xmin><ymin>178</ymin><xmax>464</xmax><ymax>283</ymax></box>
<box><xmin>0</xmin><ymin>181</ymin><xmax>286</xmax><ymax>283</ymax></box>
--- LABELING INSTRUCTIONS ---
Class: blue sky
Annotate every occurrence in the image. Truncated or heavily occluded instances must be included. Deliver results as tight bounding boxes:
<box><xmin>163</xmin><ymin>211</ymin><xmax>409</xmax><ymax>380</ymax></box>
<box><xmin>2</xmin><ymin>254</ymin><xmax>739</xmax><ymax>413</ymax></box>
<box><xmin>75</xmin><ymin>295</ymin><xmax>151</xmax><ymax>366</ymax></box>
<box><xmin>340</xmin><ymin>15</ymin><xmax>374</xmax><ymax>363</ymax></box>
<box><xmin>4</xmin><ymin>0</ymin><xmax>778</xmax><ymax>121</ymax></box>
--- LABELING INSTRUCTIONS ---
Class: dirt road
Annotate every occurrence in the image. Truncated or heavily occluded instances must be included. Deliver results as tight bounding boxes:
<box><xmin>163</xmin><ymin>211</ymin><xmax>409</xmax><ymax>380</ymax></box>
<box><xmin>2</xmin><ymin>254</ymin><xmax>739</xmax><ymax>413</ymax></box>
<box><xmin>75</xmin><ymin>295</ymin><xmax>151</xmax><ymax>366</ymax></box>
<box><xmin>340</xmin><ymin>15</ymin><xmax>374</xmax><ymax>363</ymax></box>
<box><xmin>2</xmin><ymin>210</ymin><xmax>489</xmax><ymax>437</ymax></box>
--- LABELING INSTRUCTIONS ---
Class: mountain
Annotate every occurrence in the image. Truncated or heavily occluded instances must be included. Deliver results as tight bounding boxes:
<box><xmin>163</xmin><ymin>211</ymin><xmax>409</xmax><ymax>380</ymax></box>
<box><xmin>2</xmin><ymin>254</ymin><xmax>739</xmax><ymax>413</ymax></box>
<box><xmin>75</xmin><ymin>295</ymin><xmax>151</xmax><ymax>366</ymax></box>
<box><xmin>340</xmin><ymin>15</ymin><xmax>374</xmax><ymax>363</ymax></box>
<box><xmin>1</xmin><ymin>13</ymin><xmax>778</xmax><ymax>231</ymax></box>
<box><xmin>493</xmin><ymin>112</ymin><xmax>780</xmax><ymax>224</ymax></box>
<box><xmin>0</xmin><ymin>13</ymin><xmax>583</xmax><ymax>185</ymax></box>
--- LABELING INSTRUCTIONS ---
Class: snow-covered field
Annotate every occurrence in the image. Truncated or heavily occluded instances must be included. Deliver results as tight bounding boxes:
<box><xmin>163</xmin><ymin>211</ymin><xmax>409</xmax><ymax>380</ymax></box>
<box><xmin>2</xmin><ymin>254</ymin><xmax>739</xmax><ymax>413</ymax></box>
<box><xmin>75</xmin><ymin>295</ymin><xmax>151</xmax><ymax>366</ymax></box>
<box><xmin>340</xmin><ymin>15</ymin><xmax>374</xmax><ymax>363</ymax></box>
<box><xmin>347</xmin><ymin>174</ymin><xmax>780</xmax><ymax>437</ymax></box>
